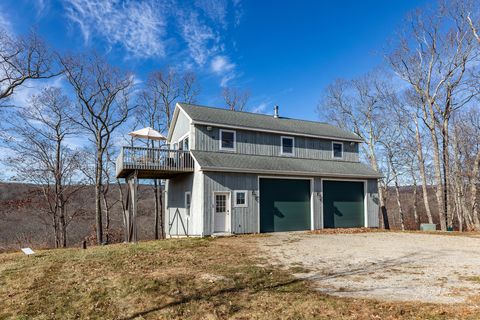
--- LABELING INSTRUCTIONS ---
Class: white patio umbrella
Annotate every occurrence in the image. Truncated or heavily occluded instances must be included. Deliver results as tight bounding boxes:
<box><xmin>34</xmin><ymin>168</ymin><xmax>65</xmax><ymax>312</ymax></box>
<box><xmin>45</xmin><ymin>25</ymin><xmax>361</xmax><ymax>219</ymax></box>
<box><xmin>128</xmin><ymin>127</ymin><xmax>167</xmax><ymax>141</ymax></box>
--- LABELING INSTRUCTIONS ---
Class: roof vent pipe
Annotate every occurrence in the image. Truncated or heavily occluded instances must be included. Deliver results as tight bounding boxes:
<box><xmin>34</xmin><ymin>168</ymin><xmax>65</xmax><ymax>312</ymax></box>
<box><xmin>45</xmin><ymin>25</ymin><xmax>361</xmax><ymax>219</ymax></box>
<box><xmin>274</xmin><ymin>105</ymin><xmax>279</xmax><ymax>118</ymax></box>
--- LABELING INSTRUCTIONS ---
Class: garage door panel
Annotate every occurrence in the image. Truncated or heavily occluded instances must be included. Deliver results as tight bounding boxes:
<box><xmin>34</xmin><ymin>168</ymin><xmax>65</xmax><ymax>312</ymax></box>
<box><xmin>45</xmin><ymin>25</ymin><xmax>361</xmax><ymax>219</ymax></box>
<box><xmin>323</xmin><ymin>181</ymin><xmax>364</xmax><ymax>228</ymax></box>
<box><xmin>260</xmin><ymin>179</ymin><xmax>310</xmax><ymax>232</ymax></box>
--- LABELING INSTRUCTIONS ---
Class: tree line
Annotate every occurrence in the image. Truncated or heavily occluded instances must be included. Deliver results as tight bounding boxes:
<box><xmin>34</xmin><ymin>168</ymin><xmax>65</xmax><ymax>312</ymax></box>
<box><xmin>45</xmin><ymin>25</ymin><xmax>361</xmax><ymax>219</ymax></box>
<box><xmin>0</xmin><ymin>26</ymin><xmax>251</xmax><ymax>247</ymax></box>
<box><xmin>319</xmin><ymin>1</ymin><xmax>480</xmax><ymax>231</ymax></box>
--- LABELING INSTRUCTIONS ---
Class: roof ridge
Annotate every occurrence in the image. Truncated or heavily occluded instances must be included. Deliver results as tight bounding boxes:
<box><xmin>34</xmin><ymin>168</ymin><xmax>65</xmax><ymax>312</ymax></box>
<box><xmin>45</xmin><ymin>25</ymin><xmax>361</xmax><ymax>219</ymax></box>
<box><xmin>179</xmin><ymin>102</ymin><xmax>332</xmax><ymax>126</ymax></box>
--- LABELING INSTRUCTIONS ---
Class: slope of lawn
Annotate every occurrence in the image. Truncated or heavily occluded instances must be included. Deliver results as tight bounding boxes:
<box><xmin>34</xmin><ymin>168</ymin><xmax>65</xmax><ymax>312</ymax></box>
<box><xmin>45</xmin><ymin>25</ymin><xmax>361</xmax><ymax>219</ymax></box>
<box><xmin>0</xmin><ymin>235</ymin><xmax>479</xmax><ymax>319</ymax></box>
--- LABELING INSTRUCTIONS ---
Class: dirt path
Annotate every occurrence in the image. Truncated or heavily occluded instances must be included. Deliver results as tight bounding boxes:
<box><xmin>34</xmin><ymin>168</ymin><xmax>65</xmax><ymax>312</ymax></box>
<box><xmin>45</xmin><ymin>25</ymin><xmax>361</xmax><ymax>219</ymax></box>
<box><xmin>256</xmin><ymin>232</ymin><xmax>480</xmax><ymax>303</ymax></box>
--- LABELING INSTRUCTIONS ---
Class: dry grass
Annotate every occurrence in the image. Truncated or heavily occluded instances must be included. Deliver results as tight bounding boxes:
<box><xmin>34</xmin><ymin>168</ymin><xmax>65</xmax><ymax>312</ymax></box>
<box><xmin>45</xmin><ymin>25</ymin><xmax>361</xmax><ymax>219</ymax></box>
<box><xmin>1</xmin><ymin>236</ymin><xmax>479</xmax><ymax>319</ymax></box>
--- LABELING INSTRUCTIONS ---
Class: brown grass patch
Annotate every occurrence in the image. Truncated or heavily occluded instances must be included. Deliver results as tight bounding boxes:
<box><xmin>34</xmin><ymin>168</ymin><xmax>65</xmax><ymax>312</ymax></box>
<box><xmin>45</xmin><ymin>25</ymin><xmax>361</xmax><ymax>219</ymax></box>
<box><xmin>1</xmin><ymin>235</ymin><xmax>479</xmax><ymax>319</ymax></box>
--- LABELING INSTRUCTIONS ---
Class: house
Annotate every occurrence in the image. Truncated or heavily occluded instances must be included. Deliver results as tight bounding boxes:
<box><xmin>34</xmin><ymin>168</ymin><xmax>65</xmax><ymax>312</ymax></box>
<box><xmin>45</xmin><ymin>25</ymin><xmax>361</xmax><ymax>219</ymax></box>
<box><xmin>116</xmin><ymin>103</ymin><xmax>381</xmax><ymax>237</ymax></box>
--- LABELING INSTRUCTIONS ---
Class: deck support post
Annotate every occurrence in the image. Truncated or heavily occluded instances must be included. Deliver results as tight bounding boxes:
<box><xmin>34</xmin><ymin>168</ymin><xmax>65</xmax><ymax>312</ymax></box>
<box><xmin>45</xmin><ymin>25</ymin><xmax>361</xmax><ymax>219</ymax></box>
<box><xmin>125</xmin><ymin>170</ymin><xmax>139</xmax><ymax>243</ymax></box>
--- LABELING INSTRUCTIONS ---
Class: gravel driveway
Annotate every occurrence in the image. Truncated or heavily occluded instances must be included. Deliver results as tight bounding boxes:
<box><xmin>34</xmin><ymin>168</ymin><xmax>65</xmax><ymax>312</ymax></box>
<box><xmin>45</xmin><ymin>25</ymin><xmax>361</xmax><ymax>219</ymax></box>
<box><xmin>256</xmin><ymin>232</ymin><xmax>480</xmax><ymax>303</ymax></box>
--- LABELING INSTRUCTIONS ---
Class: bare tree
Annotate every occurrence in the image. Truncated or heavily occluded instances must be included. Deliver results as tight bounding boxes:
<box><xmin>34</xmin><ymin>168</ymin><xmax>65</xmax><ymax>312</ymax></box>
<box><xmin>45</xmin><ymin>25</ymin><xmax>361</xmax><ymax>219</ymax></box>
<box><xmin>222</xmin><ymin>87</ymin><xmax>250</xmax><ymax>111</ymax></box>
<box><xmin>0</xmin><ymin>29</ymin><xmax>59</xmax><ymax>106</ymax></box>
<box><xmin>318</xmin><ymin>71</ymin><xmax>392</xmax><ymax>229</ymax></box>
<box><xmin>402</xmin><ymin>89</ymin><xmax>434</xmax><ymax>224</ymax></box>
<box><xmin>4</xmin><ymin>87</ymin><xmax>83</xmax><ymax>247</ymax></box>
<box><xmin>61</xmin><ymin>53</ymin><xmax>134</xmax><ymax>244</ymax></box>
<box><xmin>135</xmin><ymin>68</ymin><xmax>199</xmax><ymax>239</ymax></box>
<box><xmin>387</xmin><ymin>3</ymin><xmax>478</xmax><ymax>230</ymax></box>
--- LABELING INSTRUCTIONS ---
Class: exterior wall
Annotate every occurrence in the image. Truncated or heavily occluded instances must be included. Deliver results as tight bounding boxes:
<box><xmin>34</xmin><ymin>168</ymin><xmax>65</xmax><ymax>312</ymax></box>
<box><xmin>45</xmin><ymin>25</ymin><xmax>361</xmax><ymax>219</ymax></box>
<box><xmin>170</xmin><ymin>109</ymin><xmax>191</xmax><ymax>144</ymax></box>
<box><xmin>194</xmin><ymin>124</ymin><xmax>359</xmax><ymax>162</ymax></box>
<box><xmin>203</xmin><ymin>172</ymin><xmax>259</xmax><ymax>235</ymax></box>
<box><xmin>201</xmin><ymin>173</ymin><xmax>379</xmax><ymax>235</ymax></box>
<box><xmin>165</xmin><ymin>173</ymin><xmax>194</xmax><ymax>236</ymax></box>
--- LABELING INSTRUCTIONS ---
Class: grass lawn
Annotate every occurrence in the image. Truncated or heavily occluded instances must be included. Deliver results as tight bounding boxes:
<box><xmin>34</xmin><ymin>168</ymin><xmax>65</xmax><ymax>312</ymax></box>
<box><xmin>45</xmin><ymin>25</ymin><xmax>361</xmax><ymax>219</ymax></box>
<box><xmin>0</xmin><ymin>235</ymin><xmax>479</xmax><ymax>319</ymax></box>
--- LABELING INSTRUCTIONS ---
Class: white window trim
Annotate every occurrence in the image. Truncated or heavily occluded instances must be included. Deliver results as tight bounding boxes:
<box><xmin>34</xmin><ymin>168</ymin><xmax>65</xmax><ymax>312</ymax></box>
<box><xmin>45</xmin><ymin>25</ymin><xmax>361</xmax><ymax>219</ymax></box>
<box><xmin>185</xmin><ymin>192</ymin><xmax>191</xmax><ymax>213</ymax></box>
<box><xmin>280</xmin><ymin>136</ymin><xmax>295</xmax><ymax>156</ymax></box>
<box><xmin>332</xmin><ymin>141</ymin><xmax>344</xmax><ymax>159</ymax></box>
<box><xmin>233</xmin><ymin>190</ymin><xmax>248</xmax><ymax>208</ymax></box>
<box><xmin>219</xmin><ymin>129</ymin><xmax>236</xmax><ymax>152</ymax></box>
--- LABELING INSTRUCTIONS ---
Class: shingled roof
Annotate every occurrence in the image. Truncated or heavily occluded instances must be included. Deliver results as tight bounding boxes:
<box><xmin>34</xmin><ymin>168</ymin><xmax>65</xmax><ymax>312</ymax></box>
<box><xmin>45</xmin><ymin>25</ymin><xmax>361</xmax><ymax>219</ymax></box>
<box><xmin>178</xmin><ymin>103</ymin><xmax>362</xmax><ymax>142</ymax></box>
<box><xmin>191</xmin><ymin>150</ymin><xmax>382</xmax><ymax>178</ymax></box>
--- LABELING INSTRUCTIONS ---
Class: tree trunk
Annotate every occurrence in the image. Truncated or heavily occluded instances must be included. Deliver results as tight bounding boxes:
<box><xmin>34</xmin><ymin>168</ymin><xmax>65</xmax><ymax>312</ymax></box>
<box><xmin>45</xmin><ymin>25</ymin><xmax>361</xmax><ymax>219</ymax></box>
<box><xmin>368</xmin><ymin>142</ymin><xmax>389</xmax><ymax>229</ymax></box>
<box><xmin>442</xmin><ymin>117</ymin><xmax>450</xmax><ymax>229</ymax></box>
<box><xmin>102</xmin><ymin>191</ymin><xmax>110</xmax><ymax>244</ymax></box>
<box><xmin>389</xmin><ymin>151</ymin><xmax>405</xmax><ymax>230</ymax></box>
<box><xmin>412</xmin><ymin>174</ymin><xmax>419</xmax><ymax>227</ymax></box>
<box><xmin>154</xmin><ymin>179</ymin><xmax>160</xmax><ymax>240</ymax></box>
<box><xmin>95</xmin><ymin>146</ymin><xmax>104</xmax><ymax>244</ymax></box>
<box><xmin>378</xmin><ymin>183</ymin><xmax>389</xmax><ymax>229</ymax></box>
<box><xmin>428</xmin><ymin>125</ymin><xmax>446</xmax><ymax>231</ymax></box>
<box><xmin>470</xmin><ymin>150</ymin><xmax>480</xmax><ymax>229</ymax></box>
<box><xmin>414</xmin><ymin>117</ymin><xmax>433</xmax><ymax>224</ymax></box>
<box><xmin>59</xmin><ymin>205</ymin><xmax>67</xmax><ymax>247</ymax></box>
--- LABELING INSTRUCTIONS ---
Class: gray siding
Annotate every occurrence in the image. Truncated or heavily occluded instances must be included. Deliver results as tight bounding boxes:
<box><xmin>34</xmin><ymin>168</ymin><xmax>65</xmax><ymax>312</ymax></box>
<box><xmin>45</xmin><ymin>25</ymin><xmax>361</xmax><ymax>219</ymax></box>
<box><xmin>166</xmin><ymin>173</ymin><xmax>193</xmax><ymax>236</ymax></box>
<box><xmin>367</xmin><ymin>179</ymin><xmax>380</xmax><ymax>227</ymax></box>
<box><xmin>170</xmin><ymin>110</ymin><xmax>191</xmax><ymax>144</ymax></box>
<box><xmin>202</xmin><ymin>173</ymin><xmax>379</xmax><ymax>235</ymax></box>
<box><xmin>203</xmin><ymin>172</ymin><xmax>259</xmax><ymax>235</ymax></box>
<box><xmin>195</xmin><ymin>125</ymin><xmax>359</xmax><ymax>162</ymax></box>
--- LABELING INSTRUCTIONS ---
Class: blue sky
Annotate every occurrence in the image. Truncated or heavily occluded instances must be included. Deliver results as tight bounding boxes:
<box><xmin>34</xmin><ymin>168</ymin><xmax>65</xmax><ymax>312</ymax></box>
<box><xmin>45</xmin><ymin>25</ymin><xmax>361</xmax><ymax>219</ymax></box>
<box><xmin>1</xmin><ymin>0</ymin><xmax>428</xmax><ymax>121</ymax></box>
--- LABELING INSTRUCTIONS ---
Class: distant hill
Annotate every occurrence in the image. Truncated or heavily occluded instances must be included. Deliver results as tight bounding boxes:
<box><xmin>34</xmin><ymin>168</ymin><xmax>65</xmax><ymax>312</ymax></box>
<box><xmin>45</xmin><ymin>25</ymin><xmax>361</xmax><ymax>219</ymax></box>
<box><xmin>0</xmin><ymin>182</ymin><xmax>159</xmax><ymax>252</ymax></box>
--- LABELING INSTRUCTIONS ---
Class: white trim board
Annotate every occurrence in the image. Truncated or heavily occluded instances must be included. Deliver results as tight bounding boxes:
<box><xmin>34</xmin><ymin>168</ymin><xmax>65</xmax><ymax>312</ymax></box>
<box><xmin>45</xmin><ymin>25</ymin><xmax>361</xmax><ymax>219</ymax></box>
<box><xmin>200</xmin><ymin>166</ymin><xmax>382</xmax><ymax>179</ymax></box>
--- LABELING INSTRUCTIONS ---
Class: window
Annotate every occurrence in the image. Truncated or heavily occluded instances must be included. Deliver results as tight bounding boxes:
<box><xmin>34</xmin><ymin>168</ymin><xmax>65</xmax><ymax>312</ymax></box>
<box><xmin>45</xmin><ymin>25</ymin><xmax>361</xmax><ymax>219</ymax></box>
<box><xmin>220</xmin><ymin>129</ymin><xmax>236</xmax><ymax>151</ymax></box>
<box><xmin>185</xmin><ymin>192</ymin><xmax>191</xmax><ymax>214</ymax></box>
<box><xmin>332</xmin><ymin>142</ymin><xmax>343</xmax><ymax>159</ymax></box>
<box><xmin>281</xmin><ymin>136</ymin><xmax>295</xmax><ymax>155</ymax></box>
<box><xmin>234</xmin><ymin>190</ymin><xmax>248</xmax><ymax>207</ymax></box>
<box><xmin>183</xmin><ymin>137</ymin><xmax>189</xmax><ymax>151</ymax></box>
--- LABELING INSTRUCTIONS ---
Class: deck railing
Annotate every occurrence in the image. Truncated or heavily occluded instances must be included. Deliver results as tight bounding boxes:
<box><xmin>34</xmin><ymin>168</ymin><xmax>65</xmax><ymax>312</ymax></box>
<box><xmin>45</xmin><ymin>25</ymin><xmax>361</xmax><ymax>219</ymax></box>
<box><xmin>116</xmin><ymin>146</ymin><xmax>194</xmax><ymax>177</ymax></box>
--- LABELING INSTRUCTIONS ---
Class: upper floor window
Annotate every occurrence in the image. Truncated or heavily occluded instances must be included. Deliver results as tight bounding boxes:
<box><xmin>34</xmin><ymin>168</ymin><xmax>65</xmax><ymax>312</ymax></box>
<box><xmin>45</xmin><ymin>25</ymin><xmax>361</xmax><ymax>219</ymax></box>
<box><xmin>332</xmin><ymin>142</ymin><xmax>343</xmax><ymax>159</ymax></box>
<box><xmin>220</xmin><ymin>129</ymin><xmax>236</xmax><ymax>151</ymax></box>
<box><xmin>182</xmin><ymin>137</ymin><xmax>189</xmax><ymax>150</ymax></box>
<box><xmin>281</xmin><ymin>136</ymin><xmax>295</xmax><ymax>155</ymax></box>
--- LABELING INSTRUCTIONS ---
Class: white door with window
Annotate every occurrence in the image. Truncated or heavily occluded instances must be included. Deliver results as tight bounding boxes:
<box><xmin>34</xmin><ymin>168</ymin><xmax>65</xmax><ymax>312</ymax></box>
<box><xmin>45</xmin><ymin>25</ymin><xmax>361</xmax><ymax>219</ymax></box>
<box><xmin>214</xmin><ymin>192</ymin><xmax>230</xmax><ymax>233</ymax></box>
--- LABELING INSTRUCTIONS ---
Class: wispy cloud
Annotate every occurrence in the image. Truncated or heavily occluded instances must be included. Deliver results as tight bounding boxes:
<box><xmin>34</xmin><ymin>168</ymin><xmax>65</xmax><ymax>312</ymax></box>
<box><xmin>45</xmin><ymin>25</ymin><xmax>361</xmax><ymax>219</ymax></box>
<box><xmin>232</xmin><ymin>0</ymin><xmax>243</xmax><ymax>27</ymax></box>
<box><xmin>8</xmin><ymin>76</ymin><xmax>68</xmax><ymax>109</ymax></box>
<box><xmin>62</xmin><ymin>0</ymin><xmax>242</xmax><ymax>86</ymax></box>
<box><xmin>210</xmin><ymin>55</ymin><xmax>236</xmax><ymax>86</ymax></box>
<box><xmin>195</xmin><ymin>0</ymin><xmax>228</xmax><ymax>27</ymax></box>
<box><xmin>180</xmin><ymin>11</ymin><xmax>218</xmax><ymax>65</ymax></box>
<box><xmin>34</xmin><ymin>0</ymin><xmax>50</xmax><ymax>18</ymax></box>
<box><xmin>64</xmin><ymin>0</ymin><xmax>167</xmax><ymax>58</ymax></box>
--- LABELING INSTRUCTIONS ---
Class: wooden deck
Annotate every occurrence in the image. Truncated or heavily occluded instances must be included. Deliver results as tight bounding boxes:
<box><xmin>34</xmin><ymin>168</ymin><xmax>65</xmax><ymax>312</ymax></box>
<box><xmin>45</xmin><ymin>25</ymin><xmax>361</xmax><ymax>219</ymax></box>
<box><xmin>116</xmin><ymin>146</ymin><xmax>194</xmax><ymax>179</ymax></box>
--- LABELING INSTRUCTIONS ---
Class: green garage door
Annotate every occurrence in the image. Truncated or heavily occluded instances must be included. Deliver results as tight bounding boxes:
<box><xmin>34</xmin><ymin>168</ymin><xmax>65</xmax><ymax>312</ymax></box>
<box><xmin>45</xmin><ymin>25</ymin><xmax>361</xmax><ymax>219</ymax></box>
<box><xmin>323</xmin><ymin>180</ymin><xmax>364</xmax><ymax>228</ymax></box>
<box><xmin>260</xmin><ymin>178</ymin><xmax>310</xmax><ymax>232</ymax></box>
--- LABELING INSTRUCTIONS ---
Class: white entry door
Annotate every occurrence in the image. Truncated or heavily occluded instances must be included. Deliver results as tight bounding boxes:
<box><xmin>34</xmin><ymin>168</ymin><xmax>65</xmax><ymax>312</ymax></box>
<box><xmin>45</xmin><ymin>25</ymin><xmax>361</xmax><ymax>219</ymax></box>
<box><xmin>214</xmin><ymin>192</ymin><xmax>230</xmax><ymax>233</ymax></box>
